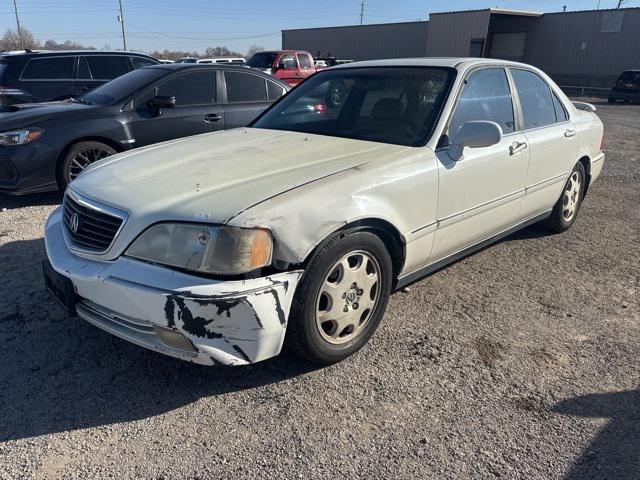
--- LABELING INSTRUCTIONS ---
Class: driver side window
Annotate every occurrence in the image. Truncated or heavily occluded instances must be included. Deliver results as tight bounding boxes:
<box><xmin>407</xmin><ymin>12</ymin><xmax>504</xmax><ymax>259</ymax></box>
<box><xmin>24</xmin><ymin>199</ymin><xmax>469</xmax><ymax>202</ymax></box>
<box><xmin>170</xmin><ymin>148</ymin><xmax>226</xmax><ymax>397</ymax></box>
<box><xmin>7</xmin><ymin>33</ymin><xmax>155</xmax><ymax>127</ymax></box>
<box><xmin>278</xmin><ymin>54</ymin><xmax>297</xmax><ymax>70</ymax></box>
<box><xmin>448</xmin><ymin>68</ymin><xmax>515</xmax><ymax>140</ymax></box>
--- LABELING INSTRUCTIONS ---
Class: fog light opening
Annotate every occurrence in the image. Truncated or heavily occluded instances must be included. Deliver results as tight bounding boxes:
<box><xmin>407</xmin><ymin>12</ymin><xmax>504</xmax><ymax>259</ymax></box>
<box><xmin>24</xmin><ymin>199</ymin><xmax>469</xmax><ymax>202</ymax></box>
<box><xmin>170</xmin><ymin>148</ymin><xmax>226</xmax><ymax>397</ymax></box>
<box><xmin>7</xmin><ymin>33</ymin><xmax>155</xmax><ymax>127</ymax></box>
<box><xmin>154</xmin><ymin>326</ymin><xmax>197</xmax><ymax>352</ymax></box>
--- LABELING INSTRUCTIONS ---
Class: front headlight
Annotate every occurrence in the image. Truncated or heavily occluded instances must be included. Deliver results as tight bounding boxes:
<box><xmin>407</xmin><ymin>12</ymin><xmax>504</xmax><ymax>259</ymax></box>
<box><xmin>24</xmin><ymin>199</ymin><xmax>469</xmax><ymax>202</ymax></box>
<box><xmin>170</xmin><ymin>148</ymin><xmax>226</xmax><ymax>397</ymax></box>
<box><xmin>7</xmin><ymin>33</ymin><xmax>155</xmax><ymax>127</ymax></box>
<box><xmin>0</xmin><ymin>128</ymin><xmax>43</xmax><ymax>146</ymax></box>
<box><xmin>126</xmin><ymin>223</ymin><xmax>273</xmax><ymax>275</ymax></box>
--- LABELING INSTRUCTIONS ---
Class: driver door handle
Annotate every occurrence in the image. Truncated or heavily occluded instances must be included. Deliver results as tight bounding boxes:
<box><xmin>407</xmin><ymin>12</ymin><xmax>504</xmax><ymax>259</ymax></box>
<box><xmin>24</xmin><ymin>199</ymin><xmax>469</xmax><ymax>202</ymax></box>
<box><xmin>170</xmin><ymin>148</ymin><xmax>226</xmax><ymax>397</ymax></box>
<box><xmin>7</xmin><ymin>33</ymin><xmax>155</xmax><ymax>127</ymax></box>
<box><xmin>564</xmin><ymin>128</ymin><xmax>577</xmax><ymax>138</ymax></box>
<box><xmin>509</xmin><ymin>141</ymin><xmax>528</xmax><ymax>155</ymax></box>
<box><xmin>204</xmin><ymin>113</ymin><xmax>222</xmax><ymax>122</ymax></box>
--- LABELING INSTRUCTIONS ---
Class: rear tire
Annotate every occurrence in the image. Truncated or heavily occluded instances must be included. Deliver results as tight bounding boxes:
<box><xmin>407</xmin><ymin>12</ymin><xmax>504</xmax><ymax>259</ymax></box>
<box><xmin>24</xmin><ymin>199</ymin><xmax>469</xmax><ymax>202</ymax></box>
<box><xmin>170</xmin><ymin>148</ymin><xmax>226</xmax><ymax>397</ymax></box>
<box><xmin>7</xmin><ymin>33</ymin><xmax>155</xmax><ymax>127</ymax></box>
<box><xmin>544</xmin><ymin>162</ymin><xmax>586</xmax><ymax>233</ymax></box>
<box><xmin>286</xmin><ymin>231</ymin><xmax>393</xmax><ymax>365</ymax></box>
<box><xmin>57</xmin><ymin>141</ymin><xmax>116</xmax><ymax>189</ymax></box>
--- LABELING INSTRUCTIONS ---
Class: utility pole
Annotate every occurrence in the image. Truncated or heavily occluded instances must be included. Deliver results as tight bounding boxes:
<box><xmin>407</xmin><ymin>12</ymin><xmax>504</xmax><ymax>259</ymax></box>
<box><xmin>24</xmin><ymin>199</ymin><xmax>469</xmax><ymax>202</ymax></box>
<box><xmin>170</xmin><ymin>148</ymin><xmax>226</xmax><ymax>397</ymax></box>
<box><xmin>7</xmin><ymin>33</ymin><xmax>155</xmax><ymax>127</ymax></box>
<box><xmin>617</xmin><ymin>0</ymin><xmax>625</xmax><ymax>7</ymax></box>
<box><xmin>118</xmin><ymin>0</ymin><xmax>127</xmax><ymax>50</ymax></box>
<box><xmin>360</xmin><ymin>1</ymin><xmax>364</xmax><ymax>25</ymax></box>
<box><xmin>12</xmin><ymin>0</ymin><xmax>24</xmax><ymax>50</ymax></box>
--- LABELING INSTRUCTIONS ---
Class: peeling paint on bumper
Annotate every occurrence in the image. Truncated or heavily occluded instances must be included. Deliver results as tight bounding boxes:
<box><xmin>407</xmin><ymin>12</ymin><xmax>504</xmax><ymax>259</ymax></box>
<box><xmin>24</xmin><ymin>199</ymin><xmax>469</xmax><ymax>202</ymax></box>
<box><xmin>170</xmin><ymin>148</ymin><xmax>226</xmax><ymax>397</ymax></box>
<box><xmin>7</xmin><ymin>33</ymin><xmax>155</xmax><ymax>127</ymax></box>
<box><xmin>44</xmin><ymin>207</ymin><xmax>303</xmax><ymax>366</ymax></box>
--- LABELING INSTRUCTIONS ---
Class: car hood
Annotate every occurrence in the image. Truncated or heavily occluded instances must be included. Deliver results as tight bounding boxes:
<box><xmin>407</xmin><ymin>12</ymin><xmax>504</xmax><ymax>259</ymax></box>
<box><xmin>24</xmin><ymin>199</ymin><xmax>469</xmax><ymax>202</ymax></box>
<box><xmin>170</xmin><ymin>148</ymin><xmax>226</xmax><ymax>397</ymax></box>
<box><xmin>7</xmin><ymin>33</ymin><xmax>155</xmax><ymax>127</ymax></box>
<box><xmin>0</xmin><ymin>101</ymin><xmax>92</xmax><ymax>129</ymax></box>
<box><xmin>70</xmin><ymin>128</ymin><xmax>407</xmax><ymax>227</ymax></box>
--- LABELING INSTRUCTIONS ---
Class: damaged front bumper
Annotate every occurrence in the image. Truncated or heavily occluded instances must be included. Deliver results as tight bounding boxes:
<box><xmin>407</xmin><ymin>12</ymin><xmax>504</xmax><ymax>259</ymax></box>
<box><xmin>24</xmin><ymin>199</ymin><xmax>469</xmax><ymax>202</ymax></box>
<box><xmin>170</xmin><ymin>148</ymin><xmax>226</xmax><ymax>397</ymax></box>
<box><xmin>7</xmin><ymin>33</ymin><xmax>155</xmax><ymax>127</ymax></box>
<box><xmin>44</xmin><ymin>207</ymin><xmax>303</xmax><ymax>366</ymax></box>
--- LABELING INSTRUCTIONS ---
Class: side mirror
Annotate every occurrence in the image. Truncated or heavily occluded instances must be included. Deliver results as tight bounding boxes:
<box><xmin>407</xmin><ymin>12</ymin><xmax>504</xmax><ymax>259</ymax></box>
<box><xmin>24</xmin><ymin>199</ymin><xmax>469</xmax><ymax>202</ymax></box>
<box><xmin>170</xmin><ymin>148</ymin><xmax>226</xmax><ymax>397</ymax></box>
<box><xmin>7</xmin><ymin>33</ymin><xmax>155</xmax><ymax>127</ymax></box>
<box><xmin>149</xmin><ymin>95</ymin><xmax>176</xmax><ymax>109</ymax></box>
<box><xmin>448</xmin><ymin>120</ymin><xmax>502</xmax><ymax>161</ymax></box>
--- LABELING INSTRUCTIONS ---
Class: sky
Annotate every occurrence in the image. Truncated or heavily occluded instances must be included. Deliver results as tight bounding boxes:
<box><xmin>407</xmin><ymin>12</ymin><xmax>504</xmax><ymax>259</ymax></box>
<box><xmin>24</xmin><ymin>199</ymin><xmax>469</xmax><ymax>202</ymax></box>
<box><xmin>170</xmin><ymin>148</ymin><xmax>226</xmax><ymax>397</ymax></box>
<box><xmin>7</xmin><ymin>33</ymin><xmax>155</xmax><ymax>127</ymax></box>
<box><xmin>0</xmin><ymin>0</ymin><xmax>635</xmax><ymax>55</ymax></box>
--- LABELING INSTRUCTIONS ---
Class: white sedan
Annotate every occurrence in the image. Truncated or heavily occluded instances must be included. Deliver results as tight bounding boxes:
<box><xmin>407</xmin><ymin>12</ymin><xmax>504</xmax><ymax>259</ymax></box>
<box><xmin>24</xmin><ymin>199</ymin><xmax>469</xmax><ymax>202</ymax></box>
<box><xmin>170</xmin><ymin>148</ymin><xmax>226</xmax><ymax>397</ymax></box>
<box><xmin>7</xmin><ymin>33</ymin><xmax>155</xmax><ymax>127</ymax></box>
<box><xmin>43</xmin><ymin>58</ymin><xmax>605</xmax><ymax>366</ymax></box>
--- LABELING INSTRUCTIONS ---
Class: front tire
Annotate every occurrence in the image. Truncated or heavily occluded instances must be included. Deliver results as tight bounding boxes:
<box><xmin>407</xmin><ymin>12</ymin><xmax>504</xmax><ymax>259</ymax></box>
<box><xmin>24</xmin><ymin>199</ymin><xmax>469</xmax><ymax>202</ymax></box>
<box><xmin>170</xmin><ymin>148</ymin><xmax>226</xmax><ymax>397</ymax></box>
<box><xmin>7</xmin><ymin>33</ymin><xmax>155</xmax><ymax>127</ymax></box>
<box><xmin>286</xmin><ymin>231</ymin><xmax>393</xmax><ymax>365</ymax></box>
<box><xmin>544</xmin><ymin>162</ymin><xmax>586</xmax><ymax>233</ymax></box>
<box><xmin>57</xmin><ymin>141</ymin><xmax>116</xmax><ymax>189</ymax></box>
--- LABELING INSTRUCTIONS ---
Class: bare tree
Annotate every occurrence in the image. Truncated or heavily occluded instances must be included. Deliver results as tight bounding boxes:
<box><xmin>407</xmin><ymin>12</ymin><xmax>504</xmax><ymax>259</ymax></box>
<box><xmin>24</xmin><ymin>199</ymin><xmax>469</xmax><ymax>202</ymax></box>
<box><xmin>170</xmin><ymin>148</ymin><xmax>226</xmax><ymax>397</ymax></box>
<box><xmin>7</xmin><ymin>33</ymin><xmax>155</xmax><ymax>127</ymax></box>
<box><xmin>246</xmin><ymin>45</ymin><xmax>264</xmax><ymax>58</ymax></box>
<box><xmin>0</xmin><ymin>28</ymin><xmax>39</xmax><ymax>51</ymax></box>
<box><xmin>43</xmin><ymin>39</ymin><xmax>95</xmax><ymax>50</ymax></box>
<box><xmin>204</xmin><ymin>46</ymin><xmax>243</xmax><ymax>58</ymax></box>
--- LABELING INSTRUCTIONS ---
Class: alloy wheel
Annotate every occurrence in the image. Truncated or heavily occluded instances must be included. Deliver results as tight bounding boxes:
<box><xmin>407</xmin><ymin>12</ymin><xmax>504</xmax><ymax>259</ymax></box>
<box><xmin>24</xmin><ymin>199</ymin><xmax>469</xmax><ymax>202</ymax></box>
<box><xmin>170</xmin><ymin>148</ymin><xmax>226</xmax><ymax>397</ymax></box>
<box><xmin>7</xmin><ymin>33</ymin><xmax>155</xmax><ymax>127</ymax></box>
<box><xmin>562</xmin><ymin>171</ymin><xmax>582</xmax><ymax>221</ymax></box>
<box><xmin>315</xmin><ymin>250</ymin><xmax>381</xmax><ymax>345</ymax></box>
<box><xmin>68</xmin><ymin>148</ymin><xmax>113</xmax><ymax>181</ymax></box>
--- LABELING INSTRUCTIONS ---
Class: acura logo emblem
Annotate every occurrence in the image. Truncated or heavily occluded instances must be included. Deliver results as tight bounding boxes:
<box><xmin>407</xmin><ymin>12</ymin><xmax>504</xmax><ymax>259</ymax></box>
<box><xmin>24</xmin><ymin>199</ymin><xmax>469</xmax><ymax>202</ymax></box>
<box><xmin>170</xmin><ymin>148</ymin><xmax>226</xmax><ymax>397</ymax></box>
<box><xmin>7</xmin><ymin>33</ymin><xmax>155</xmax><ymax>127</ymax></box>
<box><xmin>69</xmin><ymin>213</ymin><xmax>80</xmax><ymax>233</ymax></box>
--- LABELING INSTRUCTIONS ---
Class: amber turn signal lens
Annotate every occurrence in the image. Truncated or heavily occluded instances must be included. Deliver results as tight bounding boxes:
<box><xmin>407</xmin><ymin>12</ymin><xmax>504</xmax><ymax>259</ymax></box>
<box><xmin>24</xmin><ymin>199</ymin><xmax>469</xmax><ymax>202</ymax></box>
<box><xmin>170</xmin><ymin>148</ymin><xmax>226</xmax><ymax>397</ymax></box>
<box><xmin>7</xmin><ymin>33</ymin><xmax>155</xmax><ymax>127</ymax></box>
<box><xmin>250</xmin><ymin>229</ymin><xmax>273</xmax><ymax>268</ymax></box>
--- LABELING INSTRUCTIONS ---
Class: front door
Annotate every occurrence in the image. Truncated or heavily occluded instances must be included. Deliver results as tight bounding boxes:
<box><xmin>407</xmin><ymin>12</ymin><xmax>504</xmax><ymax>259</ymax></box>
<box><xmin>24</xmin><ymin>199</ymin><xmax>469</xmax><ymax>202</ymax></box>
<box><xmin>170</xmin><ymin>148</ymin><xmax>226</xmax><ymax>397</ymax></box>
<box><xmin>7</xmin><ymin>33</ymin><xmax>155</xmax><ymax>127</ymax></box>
<box><xmin>296</xmin><ymin>52</ymin><xmax>316</xmax><ymax>81</ymax></box>
<box><xmin>509</xmin><ymin>68</ymin><xmax>580</xmax><ymax>216</ymax></box>
<box><xmin>131</xmin><ymin>69</ymin><xmax>223</xmax><ymax>147</ymax></box>
<box><xmin>430</xmin><ymin>67</ymin><xmax>529</xmax><ymax>263</ymax></box>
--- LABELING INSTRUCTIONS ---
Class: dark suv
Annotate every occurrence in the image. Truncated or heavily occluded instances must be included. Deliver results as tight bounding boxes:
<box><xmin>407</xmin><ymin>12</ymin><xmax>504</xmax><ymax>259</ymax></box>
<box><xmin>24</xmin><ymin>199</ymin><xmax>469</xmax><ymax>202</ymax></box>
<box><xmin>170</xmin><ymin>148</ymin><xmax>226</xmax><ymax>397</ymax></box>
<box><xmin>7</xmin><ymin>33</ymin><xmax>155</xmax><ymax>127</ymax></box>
<box><xmin>608</xmin><ymin>70</ymin><xmax>640</xmax><ymax>104</ymax></box>
<box><xmin>0</xmin><ymin>64</ymin><xmax>288</xmax><ymax>195</ymax></box>
<box><xmin>0</xmin><ymin>50</ymin><xmax>159</xmax><ymax>106</ymax></box>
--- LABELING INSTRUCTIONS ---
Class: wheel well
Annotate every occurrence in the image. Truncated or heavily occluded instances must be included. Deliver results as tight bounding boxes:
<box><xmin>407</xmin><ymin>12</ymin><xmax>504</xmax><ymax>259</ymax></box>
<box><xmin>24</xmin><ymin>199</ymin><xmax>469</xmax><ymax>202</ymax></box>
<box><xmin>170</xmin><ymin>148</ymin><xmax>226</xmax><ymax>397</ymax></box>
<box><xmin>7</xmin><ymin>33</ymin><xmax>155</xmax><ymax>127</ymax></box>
<box><xmin>578</xmin><ymin>156</ymin><xmax>592</xmax><ymax>196</ymax></box>
<box><xmin>55</xmin><ymin>136</ymin><xmax>123</xmax><ymax>187</ymax></box>
<box><xmin>303</xmin><ymin>218</ymin><xmax>406</xmax><ymax>284</ymax></box>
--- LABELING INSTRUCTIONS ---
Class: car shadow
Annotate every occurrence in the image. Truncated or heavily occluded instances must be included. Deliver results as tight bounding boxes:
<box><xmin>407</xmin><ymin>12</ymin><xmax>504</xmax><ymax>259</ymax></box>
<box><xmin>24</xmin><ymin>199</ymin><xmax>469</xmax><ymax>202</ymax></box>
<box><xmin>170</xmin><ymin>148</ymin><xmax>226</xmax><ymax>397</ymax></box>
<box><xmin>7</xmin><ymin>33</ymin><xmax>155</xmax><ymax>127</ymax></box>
<box><xmin>554</xmin><ymin>389</ymin><xmax>640</xmax><ymax>479</ymax></box>
<box><xmin>0</xmin><ymin>237</ymin><xmax>319</xmax><ymax>442</ymax></box>
<box><xmin>0</xmin><ymin>191</ymin><xmax>63</xmax><ymax>209</ymax></box>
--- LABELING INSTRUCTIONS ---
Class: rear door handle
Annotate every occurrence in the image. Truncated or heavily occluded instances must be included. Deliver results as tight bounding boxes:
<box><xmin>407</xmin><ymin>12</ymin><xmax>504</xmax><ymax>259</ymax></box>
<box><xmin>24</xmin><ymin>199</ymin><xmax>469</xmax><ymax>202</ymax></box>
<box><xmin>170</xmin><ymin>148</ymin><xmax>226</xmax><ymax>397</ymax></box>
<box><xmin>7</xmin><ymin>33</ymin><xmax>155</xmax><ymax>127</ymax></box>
<box><xmin>204</xmin><ymin>113</ymin><xmax>222</xmax><ymax>122</ymax></box>
<box><xmin>509</xmin><ymin>141</ymin><xmax>528</xmax><ymax>155</ymax></box>
<box><xmin>564</xmin><ymin>128</ymin><xmax>577</xmax><ymax>138</ymax></box>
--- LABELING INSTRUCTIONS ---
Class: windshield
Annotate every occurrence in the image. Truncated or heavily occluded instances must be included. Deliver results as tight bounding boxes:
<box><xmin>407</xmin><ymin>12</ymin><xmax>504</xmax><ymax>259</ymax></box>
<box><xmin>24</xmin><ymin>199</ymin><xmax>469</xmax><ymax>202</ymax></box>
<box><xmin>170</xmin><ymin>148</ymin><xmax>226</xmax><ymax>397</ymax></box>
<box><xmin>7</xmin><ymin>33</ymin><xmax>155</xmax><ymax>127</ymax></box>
<box><xmin>247</xmin><ymin>52</ymin><xmax>277</xmax><ymax>69</ymax></box>
<box><xmin>81</xmin><ymin>67</ymin><xmax>166</xmax><ymax>105</ymax></box>
<box><xmin>251</xmin><ymin>67</ymin><xmax>455</xmax><ymax>147</ymax></box>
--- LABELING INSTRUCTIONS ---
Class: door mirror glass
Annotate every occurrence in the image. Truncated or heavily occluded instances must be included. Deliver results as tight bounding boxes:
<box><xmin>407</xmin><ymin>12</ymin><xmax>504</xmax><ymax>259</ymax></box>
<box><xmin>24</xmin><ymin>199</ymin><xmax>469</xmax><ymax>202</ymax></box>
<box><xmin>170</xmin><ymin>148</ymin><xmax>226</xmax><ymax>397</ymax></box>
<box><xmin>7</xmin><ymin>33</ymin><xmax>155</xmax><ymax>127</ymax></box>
<box><xmin>449</xmin><ymin>120</ymin><xmax>502</xmax><ymax>160</ymax></box>
<box><xmin>149</xmin><ymin>95</ymin><xmax>176</xmax><ymax>108</ymax></box>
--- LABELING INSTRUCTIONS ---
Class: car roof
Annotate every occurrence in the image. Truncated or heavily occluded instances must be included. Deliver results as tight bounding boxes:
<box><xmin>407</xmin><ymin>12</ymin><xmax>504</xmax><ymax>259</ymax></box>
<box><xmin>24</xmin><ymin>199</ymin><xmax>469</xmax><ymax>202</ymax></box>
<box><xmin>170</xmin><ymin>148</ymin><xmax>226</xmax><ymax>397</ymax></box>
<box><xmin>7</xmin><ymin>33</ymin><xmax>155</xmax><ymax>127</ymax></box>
<box><xmin>330</xmin><ymin>57</ymin><xmax>534</xmax><ymax>70</ymax></box>
<box><xmin>139</xmin><ymin>63</ymin><xmax>290</xmax><ymax>86</ymax></box>
<box><xmin>0</xmin><ymin>49</ymin><xmax>155</xmax><ymax>60</ymax></box>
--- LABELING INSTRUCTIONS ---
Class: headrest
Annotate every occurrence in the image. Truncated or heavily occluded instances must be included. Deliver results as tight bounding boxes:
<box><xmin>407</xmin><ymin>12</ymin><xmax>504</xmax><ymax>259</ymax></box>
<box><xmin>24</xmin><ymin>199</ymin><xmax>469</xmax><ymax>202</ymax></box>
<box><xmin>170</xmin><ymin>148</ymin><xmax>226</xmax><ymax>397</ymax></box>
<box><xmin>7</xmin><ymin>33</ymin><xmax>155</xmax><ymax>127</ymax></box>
<box><xmin>371</xmin><ymin>98</ymin><xmax>404</xmax><ymax>121</ymax></box>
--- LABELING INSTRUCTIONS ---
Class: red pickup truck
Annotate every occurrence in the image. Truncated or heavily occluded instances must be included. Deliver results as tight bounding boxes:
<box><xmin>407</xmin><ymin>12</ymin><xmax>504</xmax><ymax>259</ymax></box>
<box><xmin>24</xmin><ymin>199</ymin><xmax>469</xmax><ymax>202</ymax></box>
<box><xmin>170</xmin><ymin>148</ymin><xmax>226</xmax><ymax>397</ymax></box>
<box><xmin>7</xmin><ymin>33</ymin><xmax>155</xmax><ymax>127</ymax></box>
<box><xmin>247</xmin><ymin>50</ymin><xmax>316</xmax><ymax>86</ymax></box>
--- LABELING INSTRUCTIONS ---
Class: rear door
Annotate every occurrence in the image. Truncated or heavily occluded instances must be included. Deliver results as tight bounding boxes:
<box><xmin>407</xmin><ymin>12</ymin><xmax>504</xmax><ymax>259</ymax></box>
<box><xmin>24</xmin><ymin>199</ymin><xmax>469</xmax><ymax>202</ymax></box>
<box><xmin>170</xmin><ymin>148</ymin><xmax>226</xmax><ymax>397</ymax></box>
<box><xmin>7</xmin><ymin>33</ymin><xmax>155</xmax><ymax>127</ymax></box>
<box><xmin>509</xmin><ymin>68</ymin><xmax>579</xmax><ymax>217</ymax></box>
<box><xmin>223</xmin><ymin>70</ymin><xmax>284</xmax><ymax>128</ymax></box>
<box><xmin>131</xmin><ymin>69</ymin><xmax>223</xmax><ymax>146</ymax></box>
<box><xmin>19</xmin><ymin>56</ymin><xmax>77</xmax><ymax>102</ymax></box>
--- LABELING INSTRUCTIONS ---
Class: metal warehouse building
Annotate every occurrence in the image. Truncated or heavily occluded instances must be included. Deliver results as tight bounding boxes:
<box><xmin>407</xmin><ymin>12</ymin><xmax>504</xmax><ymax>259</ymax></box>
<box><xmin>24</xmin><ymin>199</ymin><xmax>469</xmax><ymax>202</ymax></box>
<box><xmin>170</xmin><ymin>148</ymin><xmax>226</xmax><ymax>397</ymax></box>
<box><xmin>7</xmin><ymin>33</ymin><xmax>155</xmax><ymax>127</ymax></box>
<box><xmin>282</xmin><ymin>7</ymin><xmax>640</xmax><ymax>87</ymax></box>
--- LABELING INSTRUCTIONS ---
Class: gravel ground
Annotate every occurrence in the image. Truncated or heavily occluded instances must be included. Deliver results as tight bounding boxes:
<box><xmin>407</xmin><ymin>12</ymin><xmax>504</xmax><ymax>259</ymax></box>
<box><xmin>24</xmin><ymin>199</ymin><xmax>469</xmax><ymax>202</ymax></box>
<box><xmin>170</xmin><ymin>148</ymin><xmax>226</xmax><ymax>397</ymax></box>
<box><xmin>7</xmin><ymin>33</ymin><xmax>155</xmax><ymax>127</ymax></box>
<box><xmin>0</xmin><ymin>102</ymin><xmax>638</xmax><ymax>479</ymax></box>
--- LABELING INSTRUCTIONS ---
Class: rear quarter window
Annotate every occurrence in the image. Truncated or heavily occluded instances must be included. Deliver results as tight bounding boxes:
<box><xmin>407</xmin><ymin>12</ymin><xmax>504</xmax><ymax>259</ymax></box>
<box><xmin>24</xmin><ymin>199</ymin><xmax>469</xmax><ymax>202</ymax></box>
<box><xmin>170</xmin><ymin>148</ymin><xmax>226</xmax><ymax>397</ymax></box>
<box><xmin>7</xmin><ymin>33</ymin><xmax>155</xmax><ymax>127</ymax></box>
<box><xmin>22</xmin><ymin>57</ymin><xmax>75</xmax><ymax>80</ymax></box>
<box><xmin>85</xmin><ymin>56</ymin><xmax>131</xmax><ymax>80</ymax></box>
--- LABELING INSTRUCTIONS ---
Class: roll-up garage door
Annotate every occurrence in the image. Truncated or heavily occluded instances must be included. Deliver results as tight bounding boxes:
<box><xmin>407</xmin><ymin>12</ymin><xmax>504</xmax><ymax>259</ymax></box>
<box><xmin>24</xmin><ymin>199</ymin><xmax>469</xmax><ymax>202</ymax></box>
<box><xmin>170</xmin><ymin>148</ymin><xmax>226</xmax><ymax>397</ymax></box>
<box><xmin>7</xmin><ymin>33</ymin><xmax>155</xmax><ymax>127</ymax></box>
<box><xmin>490</xmin><ymin>32</ymin><xmax>527</xmax><ymax>61</ymax></box>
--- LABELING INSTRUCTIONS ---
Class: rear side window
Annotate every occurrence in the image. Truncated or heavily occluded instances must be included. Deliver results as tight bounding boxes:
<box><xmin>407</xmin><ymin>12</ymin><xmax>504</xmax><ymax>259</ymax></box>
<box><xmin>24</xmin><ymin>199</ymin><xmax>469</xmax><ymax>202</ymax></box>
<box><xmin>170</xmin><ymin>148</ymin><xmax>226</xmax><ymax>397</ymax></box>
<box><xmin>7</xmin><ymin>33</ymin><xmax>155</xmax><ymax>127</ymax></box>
<box><xmin>157</xmin><ymin>70</ymin><xmax>217</xmax><ymax>106</ymax></box>
<box><xmin>85</xmin><ymin>56</ymin><xmax>131</xmax><ymax>80</ymax></box>
<box><xmin>297</xmin><ymin>54</ymin><xmax>312</xmax><ymax>69</ymax></box>
<box><xmin>448</xmin><ymin>68</ymin><xmax>515</xmax><ymax>136</ymax></box>
<box><xmin>552</xmin><ymin>92</ymin><xmax>568</xmax><ymax>122</ymax></box>
<box><xmin>225</xmin><ymin>71</ymin><xmax>267</xmax><ymax>103</ymax></box>
<box><xmin>511</xmin><ymin>69</ymin><xmax>556</xmax><ymax>129</ymax></box>
<box><xmin>22</xmin><ymin>57</ymin><xmax>75</xmax><ymax>80</ymax></box>
<box><xmin>131</xmin><ymin>57</ymin><xmax>157</xmax><ymax>69</ymax></box>
<box><xmin>267</xmin><ymin>81</ymin><xmax>285</xmax><ymax>101</ymax></box>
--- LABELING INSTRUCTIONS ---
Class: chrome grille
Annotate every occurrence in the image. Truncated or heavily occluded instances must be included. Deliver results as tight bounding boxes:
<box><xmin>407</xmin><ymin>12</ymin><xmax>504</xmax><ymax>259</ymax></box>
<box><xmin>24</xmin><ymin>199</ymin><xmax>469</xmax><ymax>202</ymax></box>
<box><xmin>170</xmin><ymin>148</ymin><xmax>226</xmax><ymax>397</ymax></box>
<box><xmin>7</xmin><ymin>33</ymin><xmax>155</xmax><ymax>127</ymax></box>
<box><xmin>62</xmin><ymin>192</ymin><xmax>124</xmax><ymax>253</ymax></box>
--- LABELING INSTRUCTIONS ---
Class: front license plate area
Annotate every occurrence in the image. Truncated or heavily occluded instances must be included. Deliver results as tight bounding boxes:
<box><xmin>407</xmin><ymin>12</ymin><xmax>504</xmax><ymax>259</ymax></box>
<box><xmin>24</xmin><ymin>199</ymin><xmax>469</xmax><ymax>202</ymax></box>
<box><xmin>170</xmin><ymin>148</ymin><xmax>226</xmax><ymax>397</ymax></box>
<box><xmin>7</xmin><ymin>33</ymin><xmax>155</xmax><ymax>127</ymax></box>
<box><xmin>42</xmin><ymin>259</ymin><xmax>77</xmax><ymax>316</ymax></box>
